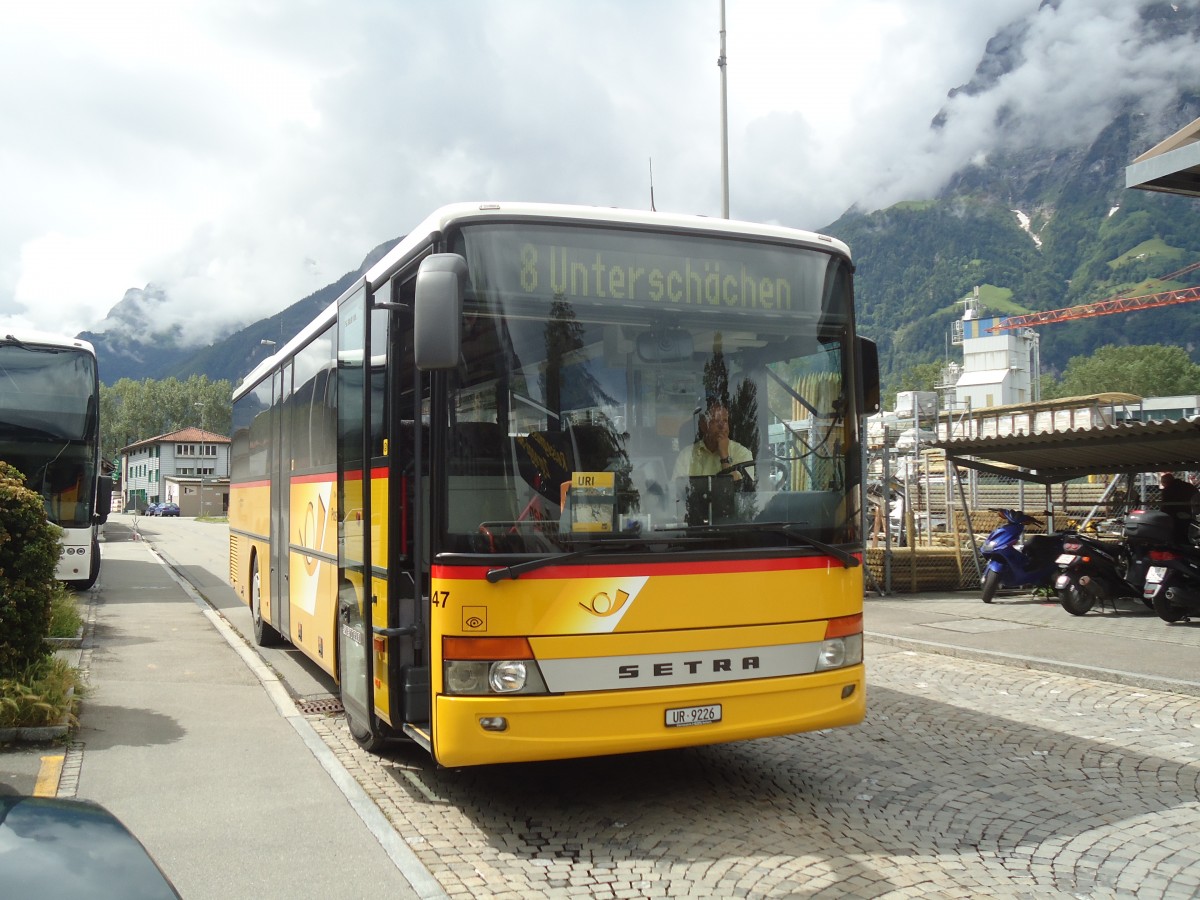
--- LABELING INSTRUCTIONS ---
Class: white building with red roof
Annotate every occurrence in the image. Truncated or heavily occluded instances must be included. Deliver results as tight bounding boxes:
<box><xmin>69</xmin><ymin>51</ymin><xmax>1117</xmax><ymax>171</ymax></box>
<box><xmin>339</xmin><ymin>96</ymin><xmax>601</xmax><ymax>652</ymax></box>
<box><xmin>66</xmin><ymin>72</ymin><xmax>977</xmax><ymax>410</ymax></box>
<box><xmin>120</xmin><ymin>427</ymin><xmax>231</xmax><ymax>515</ymax></box>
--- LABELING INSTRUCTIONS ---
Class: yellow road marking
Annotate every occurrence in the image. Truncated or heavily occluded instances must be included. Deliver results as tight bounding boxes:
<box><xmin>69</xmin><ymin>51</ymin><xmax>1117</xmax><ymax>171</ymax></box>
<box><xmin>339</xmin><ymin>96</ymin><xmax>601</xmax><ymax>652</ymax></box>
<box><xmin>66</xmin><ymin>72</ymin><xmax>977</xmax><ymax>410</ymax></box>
<box><xmin>34</xmin><ymin>754</ymin><xmax>64</xmax><ymax>797</ymax></box>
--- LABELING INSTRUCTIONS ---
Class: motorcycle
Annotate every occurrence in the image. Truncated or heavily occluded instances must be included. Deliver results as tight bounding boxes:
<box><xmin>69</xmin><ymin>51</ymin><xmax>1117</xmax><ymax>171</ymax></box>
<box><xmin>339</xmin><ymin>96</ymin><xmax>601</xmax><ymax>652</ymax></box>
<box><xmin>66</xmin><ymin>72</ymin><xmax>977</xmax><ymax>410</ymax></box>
<box><xmin>979</xmin><ymin>508</ymin><xmax>1068</xmax><ymax>604</ymax></box>
<box><xmin>1053</xmin><ymin>529</ymin><xmax>1151</xmax><ymax>616</ymax></box>
<box><xmin>1129</xmin><ymin>509</ymin><xmax>1200</xmax><ymax>623</ymax></box>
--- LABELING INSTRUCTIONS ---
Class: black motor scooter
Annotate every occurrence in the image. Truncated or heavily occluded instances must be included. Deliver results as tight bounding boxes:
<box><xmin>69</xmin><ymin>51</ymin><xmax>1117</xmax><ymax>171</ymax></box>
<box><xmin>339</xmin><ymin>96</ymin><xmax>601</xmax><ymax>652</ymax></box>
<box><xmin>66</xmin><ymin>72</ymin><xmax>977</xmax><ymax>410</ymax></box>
<box><xmin>1126</xmin><ymin>509</ymin><xmax>1200</xmax><ymax>623</ymax></box>
<box><xmin>1053</xmin><ymin>528</ymin><xmax>1151</xmax><ymax>616</ymax></box>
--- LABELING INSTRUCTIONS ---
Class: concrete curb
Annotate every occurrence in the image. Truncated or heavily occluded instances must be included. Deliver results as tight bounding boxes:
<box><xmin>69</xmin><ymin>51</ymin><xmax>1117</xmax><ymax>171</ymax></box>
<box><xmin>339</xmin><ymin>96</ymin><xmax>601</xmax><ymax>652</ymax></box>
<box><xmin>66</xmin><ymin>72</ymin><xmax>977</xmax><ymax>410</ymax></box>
<box><xmin>0</xmin><ymin>723</ymin><xmax>70</xmax><ymax>742</ymax></box>
<box><xmin>867</xmin><ymin>630</ymin><xmax>1200</xmax><ymax>697</ymax></box>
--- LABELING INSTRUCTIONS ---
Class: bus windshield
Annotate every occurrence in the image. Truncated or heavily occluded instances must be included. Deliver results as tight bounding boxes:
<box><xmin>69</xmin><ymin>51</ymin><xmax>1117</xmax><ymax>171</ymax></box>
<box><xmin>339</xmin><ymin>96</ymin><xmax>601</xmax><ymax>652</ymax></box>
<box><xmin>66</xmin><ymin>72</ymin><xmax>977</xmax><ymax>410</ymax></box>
<box><xmin>439</xmin><ymin>222</ymin><xmax>858</xmax><ymax>556</ymax></box>
<box><xmin>0</xmin><ymin>341</ymin><xmax>99</xmax><ymax>528</ymax></box>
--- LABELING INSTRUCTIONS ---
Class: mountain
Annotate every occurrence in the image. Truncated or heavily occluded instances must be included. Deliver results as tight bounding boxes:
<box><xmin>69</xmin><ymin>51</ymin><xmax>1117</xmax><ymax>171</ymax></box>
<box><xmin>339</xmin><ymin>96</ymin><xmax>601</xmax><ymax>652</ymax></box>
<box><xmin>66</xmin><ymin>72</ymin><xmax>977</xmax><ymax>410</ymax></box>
<box><xmin>80</xmin><ymin>2</ymin><xmax>1200</xmax><ymax>392</ymax></box>
<box><xmin>81</xmin><ymin>238</ymin><xmax>399</xmax><ymax>387</ymax></box>
<box><xmin>827</xmin><ymin>104</ymin><xmax>1200</xmax><ymax>383</ymax></box>
<box><xmin>824</xmin><ymin>1</ymin><xmax>1200</xmax><ymax>386</ymax></box>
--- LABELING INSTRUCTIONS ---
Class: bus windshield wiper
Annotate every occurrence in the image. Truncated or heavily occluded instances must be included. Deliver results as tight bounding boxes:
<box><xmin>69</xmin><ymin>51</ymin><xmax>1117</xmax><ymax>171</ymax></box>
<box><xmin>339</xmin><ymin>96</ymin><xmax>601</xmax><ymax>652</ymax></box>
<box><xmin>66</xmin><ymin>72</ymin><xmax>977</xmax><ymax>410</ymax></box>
<box><xmin>675</xmin><ymin>521</ymin><xmax>859</xmax><ymax>569</ymax></box>
<box><xmin>750</xmin><ymin>522</ymin><xmax>859</xmax><ymax>568</ymax></box>
<box><xmin>485</xmin><ymin>539</ymin><xmax>643</xmax><ymax>583</ymax></box>
<box><xmin>483</xmin><ymin>533</ymin><xmax>721</xmax><ymax>582</ymax></box>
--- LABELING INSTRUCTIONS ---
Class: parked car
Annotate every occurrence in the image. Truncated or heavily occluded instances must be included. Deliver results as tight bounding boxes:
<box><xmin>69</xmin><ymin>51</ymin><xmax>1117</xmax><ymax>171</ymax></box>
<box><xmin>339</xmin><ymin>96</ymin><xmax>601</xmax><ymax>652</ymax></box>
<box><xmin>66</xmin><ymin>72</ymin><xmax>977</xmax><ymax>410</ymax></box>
<box><xmin>143</xmin><ymin>503</ymin><xmax>160</xmax><ymax>516</ymax></box>
<box><xmin>158</xmin><ymin>502</ymin><xmax>180</xmax><ymax>517</ymax></box>
<box><xmin>0</xmin><ymin>795</ymin><xmax>180</xmax><ymax>898</ymax></box>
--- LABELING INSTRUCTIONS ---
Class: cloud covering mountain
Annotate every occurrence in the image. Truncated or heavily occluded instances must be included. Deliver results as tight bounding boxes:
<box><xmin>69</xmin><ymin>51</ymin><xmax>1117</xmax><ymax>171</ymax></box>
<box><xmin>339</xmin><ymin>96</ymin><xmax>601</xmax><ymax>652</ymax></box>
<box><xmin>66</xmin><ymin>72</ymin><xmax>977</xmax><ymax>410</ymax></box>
<box><xmin>3</xmin><ymin>0</ymin><xmax>1198</xmax><ymax>360</ymax></box>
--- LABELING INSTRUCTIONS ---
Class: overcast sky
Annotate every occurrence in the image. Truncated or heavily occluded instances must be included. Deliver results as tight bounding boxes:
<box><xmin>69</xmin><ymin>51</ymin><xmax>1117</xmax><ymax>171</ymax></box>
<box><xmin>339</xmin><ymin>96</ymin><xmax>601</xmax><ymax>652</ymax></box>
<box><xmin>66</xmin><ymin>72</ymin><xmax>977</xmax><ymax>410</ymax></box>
<box><xmin>1</xmin><ymin>0</ymin><xmax>1196</xmax><ymax>345</ymax></box>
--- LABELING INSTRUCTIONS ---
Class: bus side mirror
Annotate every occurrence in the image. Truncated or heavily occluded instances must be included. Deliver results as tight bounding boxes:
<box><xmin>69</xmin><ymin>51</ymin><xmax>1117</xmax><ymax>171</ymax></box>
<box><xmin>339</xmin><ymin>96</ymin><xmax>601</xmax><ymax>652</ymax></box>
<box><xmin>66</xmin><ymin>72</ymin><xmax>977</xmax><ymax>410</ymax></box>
<box><xmin>414</xmin><ymin>253</ymin><xmax>467</xmax><ymax>370</ymax></box>
<box><xmin>857</xmin><ymin>337</ymin><xmax>880</xmax><ymax>415</ymax></box>
<box><xmin>95</xmin><ymin>478</ymin><xmax>113</xmax><ymax>525</ymax></box>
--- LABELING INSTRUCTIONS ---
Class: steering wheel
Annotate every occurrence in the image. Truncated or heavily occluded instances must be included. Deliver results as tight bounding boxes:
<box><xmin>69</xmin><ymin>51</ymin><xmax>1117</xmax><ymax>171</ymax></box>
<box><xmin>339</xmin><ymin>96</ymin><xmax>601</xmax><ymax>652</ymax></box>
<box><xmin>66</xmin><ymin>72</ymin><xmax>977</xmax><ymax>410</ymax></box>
<box><xmin>717</xmin><ymin>459</ymin><xmax>756</xmax><ymax>491</ymax></box>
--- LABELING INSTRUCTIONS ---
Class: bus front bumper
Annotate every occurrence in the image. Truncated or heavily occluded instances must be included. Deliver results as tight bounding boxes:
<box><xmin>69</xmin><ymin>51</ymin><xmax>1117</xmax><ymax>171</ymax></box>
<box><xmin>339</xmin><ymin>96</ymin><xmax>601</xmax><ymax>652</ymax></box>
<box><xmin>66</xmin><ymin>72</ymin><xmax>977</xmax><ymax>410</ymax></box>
<box><xmin>432</xmin><ymin>665</ymin><xmax>864</xmax><ymax>768</ymax></box>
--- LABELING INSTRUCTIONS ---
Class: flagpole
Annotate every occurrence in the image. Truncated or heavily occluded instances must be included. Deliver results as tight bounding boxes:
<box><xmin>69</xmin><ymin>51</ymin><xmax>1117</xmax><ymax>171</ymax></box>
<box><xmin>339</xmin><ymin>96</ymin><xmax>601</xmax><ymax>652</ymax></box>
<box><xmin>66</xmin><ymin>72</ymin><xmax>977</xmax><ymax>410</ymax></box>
<box><xmin>719</xmin><ymin>0</ymin><xmax>730</xmax><ymax>218</ymax></box>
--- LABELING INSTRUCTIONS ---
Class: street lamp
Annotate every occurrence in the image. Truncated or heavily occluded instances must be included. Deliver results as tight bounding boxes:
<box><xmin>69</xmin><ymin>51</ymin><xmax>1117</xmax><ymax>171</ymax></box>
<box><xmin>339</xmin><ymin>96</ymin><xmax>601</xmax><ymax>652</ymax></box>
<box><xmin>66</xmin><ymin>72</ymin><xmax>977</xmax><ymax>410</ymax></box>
<box><xmin>194</xmin><ymin>401</ymin><xmax>210</xmax><ymax>517</ymax></box>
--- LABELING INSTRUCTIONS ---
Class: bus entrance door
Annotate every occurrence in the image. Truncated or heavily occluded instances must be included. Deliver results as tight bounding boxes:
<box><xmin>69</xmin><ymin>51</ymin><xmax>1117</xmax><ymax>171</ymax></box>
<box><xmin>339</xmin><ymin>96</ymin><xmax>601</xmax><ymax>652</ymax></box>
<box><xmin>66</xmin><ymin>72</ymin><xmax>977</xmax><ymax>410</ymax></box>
<box><xmin>336</xmin><ymin>282</ymin><xmax>377</xmax><ymax>747</ymax></box>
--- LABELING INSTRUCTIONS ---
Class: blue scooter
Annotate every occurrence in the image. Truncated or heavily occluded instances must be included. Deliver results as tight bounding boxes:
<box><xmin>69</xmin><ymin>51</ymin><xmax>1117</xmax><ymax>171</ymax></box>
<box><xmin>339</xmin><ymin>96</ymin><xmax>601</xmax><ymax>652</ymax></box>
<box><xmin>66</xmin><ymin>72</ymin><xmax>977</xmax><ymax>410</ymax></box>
<box><xmin>980</xmin><ymin>508</ymin><xmax>1068</xmax><ymax>603</ymax></box>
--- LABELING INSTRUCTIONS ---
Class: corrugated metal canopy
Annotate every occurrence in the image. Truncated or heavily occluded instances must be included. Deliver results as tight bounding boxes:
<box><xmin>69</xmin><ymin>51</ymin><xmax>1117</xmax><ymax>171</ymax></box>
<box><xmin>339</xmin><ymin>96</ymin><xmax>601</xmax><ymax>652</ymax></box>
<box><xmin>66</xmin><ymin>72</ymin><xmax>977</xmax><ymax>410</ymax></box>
<box><xmin>932</xmin><ymin>418</ymin><xmax>1200</xmax><ymax>484</ymax></box>
<box><xmin>1126</xmin><ymin>116</ymin><xmax>1200</xmax><ymax>198</ymax></box>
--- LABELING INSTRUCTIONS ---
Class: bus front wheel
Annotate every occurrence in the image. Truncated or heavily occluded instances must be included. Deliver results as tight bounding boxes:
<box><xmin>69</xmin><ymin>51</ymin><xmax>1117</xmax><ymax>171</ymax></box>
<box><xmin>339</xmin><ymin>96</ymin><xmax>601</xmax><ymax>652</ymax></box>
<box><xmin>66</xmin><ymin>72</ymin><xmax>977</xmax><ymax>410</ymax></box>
<box><xmin>251</xmin><ymin>557</ymin><xmax>282</xmax><ymax>647</ymax></box>
<box><xmin>346</xmin><ymin>708</ymin><xmax>387</xmax><ymax>753</ymax></box>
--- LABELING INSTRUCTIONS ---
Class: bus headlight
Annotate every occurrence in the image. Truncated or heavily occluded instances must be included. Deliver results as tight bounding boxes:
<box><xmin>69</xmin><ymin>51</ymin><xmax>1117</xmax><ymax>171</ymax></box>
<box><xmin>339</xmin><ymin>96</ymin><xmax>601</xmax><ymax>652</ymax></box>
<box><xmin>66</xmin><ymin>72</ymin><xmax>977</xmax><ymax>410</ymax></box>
<box><xmin>442</xmin><ymin>637</ymin><xmax>549</xmax><ymax>695</ymax></box>
<box><xmin>443</xmin><ymin>659</ymin><xmax>549</xmax><ymax>694</ymax></box>
<box><xmin>815</xmin><ymin>633</ymin><xmax>863</xmax><ymax>671</ymax></box>
<box><xmin>489</xmin><ymin>660</ymin><xmax>528</xmax><ymax>693</ymax></box>
<box><xmin>445</xmin><ymin>661</ymin><xmax>489</xmax><ymax>694</ymax></box>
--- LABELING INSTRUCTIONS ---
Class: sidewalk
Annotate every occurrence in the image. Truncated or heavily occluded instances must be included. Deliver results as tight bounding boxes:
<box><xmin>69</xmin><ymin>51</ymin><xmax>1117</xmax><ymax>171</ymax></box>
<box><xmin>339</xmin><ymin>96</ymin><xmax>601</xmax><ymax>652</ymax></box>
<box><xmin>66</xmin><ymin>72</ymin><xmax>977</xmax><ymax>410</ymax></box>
<box><xmin>49</xmin><ymin>521</ymin><xmax>441</xmax><ymax>899</ymax></box>
<box><xmin>865</xmin><ymin>586</ymin><xmax>1200</xmax><ymax>696</ymax></box>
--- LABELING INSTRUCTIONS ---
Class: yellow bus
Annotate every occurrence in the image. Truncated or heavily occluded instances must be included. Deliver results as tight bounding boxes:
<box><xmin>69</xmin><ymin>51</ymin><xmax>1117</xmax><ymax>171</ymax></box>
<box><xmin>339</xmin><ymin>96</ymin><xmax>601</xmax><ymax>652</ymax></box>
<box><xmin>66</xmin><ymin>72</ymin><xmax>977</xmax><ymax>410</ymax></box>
<box><xmin>229</xmin><ymin>203</ymin><xmax>879</xmax><ymax>767</ymax></box>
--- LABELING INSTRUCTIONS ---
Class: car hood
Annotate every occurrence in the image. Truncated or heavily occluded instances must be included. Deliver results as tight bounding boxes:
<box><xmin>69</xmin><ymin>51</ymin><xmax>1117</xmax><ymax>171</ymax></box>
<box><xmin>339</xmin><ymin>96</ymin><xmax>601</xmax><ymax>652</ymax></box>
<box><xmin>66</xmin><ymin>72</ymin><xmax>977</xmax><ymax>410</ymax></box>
<box><xmin>0</xmin><ymin>795</ymin><xmax>179</xmax><ymax>899</ymax></box>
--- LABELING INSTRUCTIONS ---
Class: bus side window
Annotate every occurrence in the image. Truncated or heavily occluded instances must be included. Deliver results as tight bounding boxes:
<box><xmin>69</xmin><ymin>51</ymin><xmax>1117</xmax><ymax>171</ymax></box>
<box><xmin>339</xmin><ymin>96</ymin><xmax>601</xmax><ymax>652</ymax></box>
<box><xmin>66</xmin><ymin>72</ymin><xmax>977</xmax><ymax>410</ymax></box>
<box><xmin>447</xmin><ymin>421</ymin><xmax>513</xmax><ymax>538</ymax></box>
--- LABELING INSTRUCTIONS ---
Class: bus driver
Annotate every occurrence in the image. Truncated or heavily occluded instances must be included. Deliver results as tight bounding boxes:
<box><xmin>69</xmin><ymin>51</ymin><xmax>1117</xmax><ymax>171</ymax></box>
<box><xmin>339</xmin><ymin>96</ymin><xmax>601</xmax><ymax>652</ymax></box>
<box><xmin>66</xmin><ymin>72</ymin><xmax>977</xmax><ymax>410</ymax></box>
<box><xmin>673</xmin><ymin>398</ymin><xmax>754</xmax><ymax>486</ymax></box>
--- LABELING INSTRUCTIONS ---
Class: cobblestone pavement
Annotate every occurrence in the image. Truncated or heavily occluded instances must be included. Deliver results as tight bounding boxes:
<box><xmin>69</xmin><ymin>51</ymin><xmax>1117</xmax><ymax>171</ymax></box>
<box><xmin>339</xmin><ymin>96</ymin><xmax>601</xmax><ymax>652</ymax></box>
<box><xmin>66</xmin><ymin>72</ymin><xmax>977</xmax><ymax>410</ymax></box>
<box><xmin>304</xmin><ymin>641</ymin><xmax>1200</xmax><ymax>899</ymax></box>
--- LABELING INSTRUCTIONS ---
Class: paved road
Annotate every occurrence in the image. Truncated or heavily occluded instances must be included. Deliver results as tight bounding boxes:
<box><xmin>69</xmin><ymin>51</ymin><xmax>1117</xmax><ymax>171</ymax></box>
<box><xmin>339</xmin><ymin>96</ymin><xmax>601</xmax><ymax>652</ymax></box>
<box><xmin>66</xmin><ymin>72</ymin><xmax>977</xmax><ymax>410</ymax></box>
<box><xmin>304</xmin><ymin>640</ymin><xmax>1200</xmax><ymax>899</ymax></box>
<box><xmin>9</xmin><ymin>514</ymin><xmax>1200</xmax><ymax>898</ymax></box>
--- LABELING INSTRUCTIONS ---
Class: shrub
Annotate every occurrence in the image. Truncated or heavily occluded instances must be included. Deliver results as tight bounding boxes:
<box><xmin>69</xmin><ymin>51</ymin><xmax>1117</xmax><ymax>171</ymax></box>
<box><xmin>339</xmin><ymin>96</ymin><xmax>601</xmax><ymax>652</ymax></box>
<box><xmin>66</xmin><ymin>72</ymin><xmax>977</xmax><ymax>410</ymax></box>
<box><xmin>0</xmin><ymin>656</ymin><xmax>81</xmax><ymax>728</ymax></box>
<box><xmin>0</xmin><ymin>461</ymin><xmax>62</xmax><ymax>678</ymax></box>
<box><xmin>48</xmin><ymin>583</ymin><xmax>83</xmax><ymax>639</ymax></box>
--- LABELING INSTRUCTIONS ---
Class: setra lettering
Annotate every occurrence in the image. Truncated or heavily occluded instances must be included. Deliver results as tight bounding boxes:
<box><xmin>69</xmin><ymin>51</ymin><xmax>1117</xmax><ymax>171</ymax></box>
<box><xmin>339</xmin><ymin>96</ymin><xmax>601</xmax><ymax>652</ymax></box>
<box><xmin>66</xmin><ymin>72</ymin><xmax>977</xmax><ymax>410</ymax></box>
<box><xmin>615</xmin><ymin>656</ymin><xmax>762</xmax><ymax>679</ymax></box>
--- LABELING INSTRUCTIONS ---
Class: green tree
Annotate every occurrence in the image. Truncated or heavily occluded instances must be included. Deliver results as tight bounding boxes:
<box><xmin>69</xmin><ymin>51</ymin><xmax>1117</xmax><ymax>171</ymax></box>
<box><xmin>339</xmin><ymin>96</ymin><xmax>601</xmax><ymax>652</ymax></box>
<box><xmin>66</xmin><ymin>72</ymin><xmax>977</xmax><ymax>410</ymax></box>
<box><xmin>101</xmin><ymin>375</ymin><xmax>233</xmax><ymax>462</ymax></box>
<box><xmin>1046</xmin><ymin>344</ymin><xmax>1200</xmax><ymax>399</ymax></box>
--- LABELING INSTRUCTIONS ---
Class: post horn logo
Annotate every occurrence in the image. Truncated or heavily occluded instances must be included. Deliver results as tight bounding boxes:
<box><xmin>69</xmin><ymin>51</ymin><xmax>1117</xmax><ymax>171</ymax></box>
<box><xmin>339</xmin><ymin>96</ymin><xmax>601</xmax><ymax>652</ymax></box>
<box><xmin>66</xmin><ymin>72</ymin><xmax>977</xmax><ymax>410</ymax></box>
<box><xmin>580</xmin><ymin>589</ymin><xmax>631</xmax><ymax>618</ymax></box>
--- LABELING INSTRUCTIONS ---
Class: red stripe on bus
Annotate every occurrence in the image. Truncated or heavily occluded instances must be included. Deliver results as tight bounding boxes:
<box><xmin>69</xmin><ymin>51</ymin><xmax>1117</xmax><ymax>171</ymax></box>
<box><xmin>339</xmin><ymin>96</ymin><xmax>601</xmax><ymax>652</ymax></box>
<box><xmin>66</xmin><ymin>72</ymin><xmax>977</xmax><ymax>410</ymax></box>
<box><xmin>291</xmin><ymin>472</ymin><xmax>336</xmax><ymax>485</ymax></box>
<box><xmin>234</xmin><ymin>468</ymin><xmax>390</xmax><ymax>487</ymax></box>
<box><xmin>432</xmin><ymin>554</ymin><xmax>859</xmax><ymax>580</ymax></box>
<box><xmin>340</xmin><ymin>466</ymin><xmax>390</xmax><ymax>481</ymax></box>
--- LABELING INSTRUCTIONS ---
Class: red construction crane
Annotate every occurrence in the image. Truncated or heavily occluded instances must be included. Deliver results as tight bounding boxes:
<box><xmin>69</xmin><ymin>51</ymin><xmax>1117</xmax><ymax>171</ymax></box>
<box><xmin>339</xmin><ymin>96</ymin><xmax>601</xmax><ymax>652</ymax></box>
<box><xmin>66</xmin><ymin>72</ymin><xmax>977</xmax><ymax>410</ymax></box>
<box><xmin>988</xmin><ymin>261</ymin><xmax>1200</xmax><ymax>331</ymax></box>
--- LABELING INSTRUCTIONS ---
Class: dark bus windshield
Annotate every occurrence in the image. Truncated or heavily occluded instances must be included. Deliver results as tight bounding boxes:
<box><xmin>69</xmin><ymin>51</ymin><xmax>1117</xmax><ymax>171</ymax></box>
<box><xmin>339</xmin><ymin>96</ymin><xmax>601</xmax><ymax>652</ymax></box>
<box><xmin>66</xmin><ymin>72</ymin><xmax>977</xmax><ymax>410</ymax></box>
<box><xmin>0</xmin><ymin>343</ymin><xmax>99</xmax><ymax>528</ymax></box>
<box><xmin>437</xmin><ymin>222</ymin><xmax>859</xmax><ymax>555</ymax></box>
